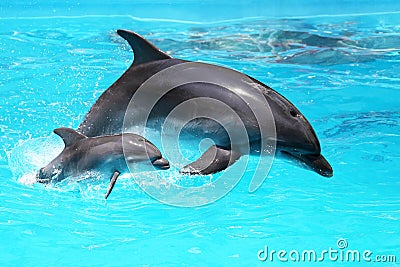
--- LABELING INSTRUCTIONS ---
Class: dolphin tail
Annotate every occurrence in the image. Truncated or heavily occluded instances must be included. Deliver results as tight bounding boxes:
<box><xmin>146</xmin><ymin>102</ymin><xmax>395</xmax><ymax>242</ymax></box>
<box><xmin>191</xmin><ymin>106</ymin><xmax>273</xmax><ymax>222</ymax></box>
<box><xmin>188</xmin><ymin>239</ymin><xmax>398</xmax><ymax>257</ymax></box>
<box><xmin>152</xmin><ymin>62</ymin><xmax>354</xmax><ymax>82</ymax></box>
<box><xmin>179</xmin><ymin>145</ymin><xmax>242</xmax><ymax>175</ymax></box>
<box><xmin>105</xmin><ymin>171</ymin><xmax>121</xmax><ymax>199</ymax></box>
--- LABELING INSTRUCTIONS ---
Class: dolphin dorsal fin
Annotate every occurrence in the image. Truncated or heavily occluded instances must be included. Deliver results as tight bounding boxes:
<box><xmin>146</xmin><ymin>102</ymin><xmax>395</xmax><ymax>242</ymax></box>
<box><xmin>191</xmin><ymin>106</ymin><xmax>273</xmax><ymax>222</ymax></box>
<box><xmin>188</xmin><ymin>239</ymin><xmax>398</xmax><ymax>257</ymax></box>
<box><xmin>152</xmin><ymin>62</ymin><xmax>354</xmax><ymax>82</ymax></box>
<box><xmin>54</xmin><ymin>128</ymin><xmax>87</xmax><ymax>147</ymax></box>
<box><xmin>117</xmin><ymin>30</ymin><xmax>171</xmax><ymax>66</ymax></box>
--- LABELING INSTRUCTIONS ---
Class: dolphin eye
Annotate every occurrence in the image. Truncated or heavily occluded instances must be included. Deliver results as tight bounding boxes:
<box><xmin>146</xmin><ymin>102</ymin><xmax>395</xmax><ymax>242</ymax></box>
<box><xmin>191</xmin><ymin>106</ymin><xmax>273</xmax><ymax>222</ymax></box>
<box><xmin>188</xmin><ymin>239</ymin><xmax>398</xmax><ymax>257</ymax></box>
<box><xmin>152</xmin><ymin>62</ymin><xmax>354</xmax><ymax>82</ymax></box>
<box><xmin>290</xmin><ymin>109</ymin><xmax>298</xmax><ymax>117</ymax></box>
<box><xmin>138</xmin><ymin>138</ymin><xmax>144</xmax><ymax>142</ymax></box>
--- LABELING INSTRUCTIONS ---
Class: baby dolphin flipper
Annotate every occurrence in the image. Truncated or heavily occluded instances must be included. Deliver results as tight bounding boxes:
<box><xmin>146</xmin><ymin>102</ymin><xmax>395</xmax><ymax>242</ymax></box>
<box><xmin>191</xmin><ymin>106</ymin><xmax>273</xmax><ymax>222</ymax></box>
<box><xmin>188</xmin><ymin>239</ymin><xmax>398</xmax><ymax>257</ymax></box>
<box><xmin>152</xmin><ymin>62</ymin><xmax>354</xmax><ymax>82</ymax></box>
<box><xmin>105</xmin><ymin>171</ymin><xmax>121</xmax><ymax>199</ymax></box>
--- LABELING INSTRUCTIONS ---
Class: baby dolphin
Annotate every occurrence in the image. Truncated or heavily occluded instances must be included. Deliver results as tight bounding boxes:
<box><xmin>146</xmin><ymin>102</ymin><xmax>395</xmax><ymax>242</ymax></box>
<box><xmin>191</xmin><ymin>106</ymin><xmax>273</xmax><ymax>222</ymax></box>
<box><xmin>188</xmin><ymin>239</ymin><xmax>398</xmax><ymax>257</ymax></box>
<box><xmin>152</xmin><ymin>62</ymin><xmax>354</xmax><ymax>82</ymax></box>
<box><xmin>36</xmin><ymin>127</ymin><xmax>169</xmax><ymax>198</ymax></box>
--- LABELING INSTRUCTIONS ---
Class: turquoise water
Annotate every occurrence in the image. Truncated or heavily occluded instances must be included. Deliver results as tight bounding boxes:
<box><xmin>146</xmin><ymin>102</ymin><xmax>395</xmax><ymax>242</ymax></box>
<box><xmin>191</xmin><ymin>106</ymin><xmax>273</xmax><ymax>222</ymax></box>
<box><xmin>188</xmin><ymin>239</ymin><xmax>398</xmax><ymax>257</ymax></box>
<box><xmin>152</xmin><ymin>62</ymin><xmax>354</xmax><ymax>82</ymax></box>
<box><xmin>1</xmin><ymin>7</ymin><xmax>400</xmax><ymax>267</ymax></box>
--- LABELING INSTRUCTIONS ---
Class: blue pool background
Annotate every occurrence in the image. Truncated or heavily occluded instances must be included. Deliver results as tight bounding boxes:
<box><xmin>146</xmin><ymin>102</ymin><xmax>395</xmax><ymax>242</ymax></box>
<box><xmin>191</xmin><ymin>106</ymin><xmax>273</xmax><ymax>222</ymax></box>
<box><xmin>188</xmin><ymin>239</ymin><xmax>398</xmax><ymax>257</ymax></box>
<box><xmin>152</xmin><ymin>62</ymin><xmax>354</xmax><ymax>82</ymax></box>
<box><xmin>1</xmin><ymin>1</ymin><xmax>400</xmax><ymax>266</ymax></box>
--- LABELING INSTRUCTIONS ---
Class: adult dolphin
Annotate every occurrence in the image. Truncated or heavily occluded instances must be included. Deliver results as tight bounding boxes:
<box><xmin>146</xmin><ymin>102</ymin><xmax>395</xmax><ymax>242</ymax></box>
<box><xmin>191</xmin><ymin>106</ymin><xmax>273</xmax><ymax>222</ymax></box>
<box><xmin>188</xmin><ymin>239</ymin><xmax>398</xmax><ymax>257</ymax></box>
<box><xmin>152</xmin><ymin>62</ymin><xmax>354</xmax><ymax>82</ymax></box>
<box><xmin>77</xmin><ymin>30</ymin><xmax>333</xmax><ymax>178</ymax></box>
<box><xmin>36</xmin><ymin>128</ymin><xmax>169</xmax><ymax>198</ymax></box>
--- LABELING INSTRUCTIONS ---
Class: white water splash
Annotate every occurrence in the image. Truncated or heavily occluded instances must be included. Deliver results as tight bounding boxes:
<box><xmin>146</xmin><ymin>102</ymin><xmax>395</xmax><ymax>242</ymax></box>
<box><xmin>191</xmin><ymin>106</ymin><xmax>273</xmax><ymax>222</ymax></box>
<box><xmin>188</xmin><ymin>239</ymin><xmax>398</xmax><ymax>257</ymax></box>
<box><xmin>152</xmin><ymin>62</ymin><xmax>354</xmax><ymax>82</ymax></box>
<box><xmin>6</xmin><ymin>134</ymin><xmax>63</xmax><ymax>183</ymax></box>
<box><xmin>18</xmin><ymin>171</ymin><xmax>38</xmax><ymax>185</ymax></box>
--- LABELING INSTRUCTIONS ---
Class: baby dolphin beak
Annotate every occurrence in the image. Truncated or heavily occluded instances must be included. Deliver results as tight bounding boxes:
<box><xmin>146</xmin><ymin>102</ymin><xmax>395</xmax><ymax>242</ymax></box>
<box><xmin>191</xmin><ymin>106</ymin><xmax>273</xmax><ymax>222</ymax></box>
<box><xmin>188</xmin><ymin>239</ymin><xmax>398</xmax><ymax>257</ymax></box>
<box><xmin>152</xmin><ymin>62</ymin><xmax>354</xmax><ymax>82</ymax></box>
<box><xmin>143</xmin><ymin>139</ymin><xmax>170</xmax><ymax>170</ymax></box>
<box><xmin>152</xmin><ymin>157</ymin><xmax>170</xmax><ymax>169</ymax></box>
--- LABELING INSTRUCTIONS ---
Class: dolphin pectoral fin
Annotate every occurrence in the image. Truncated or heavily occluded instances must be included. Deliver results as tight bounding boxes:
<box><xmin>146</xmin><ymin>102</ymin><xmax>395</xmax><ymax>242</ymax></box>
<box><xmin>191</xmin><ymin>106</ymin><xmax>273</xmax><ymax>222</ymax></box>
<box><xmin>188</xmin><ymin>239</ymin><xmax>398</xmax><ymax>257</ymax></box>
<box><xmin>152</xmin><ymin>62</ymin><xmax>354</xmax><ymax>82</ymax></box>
<box><xmin>180</xmin><ymin>145</ymin><xmax>241</xmax><ymax>175</ymax></box>
<box><xmin>105</xmin><ymin>171</ymin><xmax>121</xmax><ymax>199</ymax></box>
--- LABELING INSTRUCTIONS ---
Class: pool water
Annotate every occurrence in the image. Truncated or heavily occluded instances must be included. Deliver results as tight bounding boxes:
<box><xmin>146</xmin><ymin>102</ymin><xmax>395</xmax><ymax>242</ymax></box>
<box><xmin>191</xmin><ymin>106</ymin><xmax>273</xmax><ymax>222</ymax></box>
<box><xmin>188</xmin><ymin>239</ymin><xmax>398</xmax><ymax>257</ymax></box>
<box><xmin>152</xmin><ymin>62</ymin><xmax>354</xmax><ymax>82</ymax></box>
<box><xmin>1</xmin><ymin>9</ymin><xmax>400</xmax><ymax>267</ymax></box>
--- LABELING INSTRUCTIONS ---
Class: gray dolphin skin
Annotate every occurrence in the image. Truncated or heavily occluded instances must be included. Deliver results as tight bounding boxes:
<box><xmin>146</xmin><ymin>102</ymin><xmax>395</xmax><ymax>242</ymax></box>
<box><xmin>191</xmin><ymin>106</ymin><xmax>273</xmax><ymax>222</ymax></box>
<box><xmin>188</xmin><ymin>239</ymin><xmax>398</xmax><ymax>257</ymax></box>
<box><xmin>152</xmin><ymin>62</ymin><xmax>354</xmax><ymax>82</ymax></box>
<box><xmin>77</xmin><ymin>30</ymin><xmax>333</xmax><ymax>178</ymax></box>
<box><xmin>36</xmin><ymin>128</ymin><xmax>170</xmax><ymax>198</ymax></box>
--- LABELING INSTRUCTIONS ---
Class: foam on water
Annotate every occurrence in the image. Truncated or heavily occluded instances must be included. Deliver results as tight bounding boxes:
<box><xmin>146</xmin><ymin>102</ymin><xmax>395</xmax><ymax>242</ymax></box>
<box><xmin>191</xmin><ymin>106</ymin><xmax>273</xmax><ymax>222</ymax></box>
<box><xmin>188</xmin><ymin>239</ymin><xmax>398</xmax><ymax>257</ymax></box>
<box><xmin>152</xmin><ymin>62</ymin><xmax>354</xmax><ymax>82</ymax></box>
<box><xmin>7</xmin><ymin>135</ymin><xmax>63</xmax><ymax>180</ymax></box>
<box><xmin>18</xmin><ymin>171</ymin><xmax>37</xmax><ymax>185</ymax></box>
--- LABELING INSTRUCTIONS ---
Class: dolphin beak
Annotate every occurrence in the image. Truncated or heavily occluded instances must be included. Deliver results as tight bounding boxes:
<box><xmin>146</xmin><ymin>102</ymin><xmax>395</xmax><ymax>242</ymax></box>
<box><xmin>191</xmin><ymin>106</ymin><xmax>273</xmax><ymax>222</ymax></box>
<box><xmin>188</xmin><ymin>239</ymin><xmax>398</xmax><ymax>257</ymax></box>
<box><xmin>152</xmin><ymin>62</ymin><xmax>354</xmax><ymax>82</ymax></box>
<box><xmin>282</xmin><ymin>151</ymin><xmax>333</xmax><ymax>177</ymax></box>
<box><xmin>152</xmin><ymin>157</ymin><xmax>170</xmax><ymax>170</ymax></box>
<box><xmin>300</xmin><ymin>153</ymin><xmax>333</xmax><ymax>177</ymax></box>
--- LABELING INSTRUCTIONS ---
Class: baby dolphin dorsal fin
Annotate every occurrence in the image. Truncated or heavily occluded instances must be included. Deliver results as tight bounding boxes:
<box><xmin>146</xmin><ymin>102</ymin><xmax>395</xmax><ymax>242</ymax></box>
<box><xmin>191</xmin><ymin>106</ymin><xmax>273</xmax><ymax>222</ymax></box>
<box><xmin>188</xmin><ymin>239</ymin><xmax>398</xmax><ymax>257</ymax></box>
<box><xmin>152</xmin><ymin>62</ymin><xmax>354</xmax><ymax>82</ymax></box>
<box><xmin>54</xmin><ymin>127</ymin><xmax>87</xmax><ymax>147</ymax></box>
<box><xmin>117</xmin><ymin>29</ymin><xmax>171</xmax><ymax>66</ymax></box>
